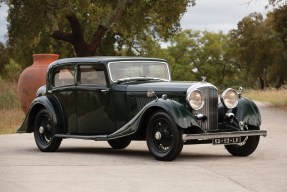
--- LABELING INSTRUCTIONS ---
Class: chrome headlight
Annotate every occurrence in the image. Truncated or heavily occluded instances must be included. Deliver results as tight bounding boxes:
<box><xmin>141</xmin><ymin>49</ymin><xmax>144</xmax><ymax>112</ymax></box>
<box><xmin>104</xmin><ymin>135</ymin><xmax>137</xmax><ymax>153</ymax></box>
<box><xmin>186</xmin><ymin>89</ymin><xmax>204</xmax><ymax>110</ymax></box>
<box><xmin>221</xmin><ymin>88</ymin><xmax>239</xmax><ymax>109</ymax></box>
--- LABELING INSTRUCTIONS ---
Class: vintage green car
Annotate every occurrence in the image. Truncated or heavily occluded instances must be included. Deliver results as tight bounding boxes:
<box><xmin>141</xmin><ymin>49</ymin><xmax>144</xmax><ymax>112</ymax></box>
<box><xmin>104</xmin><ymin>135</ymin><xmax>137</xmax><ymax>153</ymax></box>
<box><xmin>18</xmin><ymin>57</ymin><xmax>267</xmax><ymax>161</ymax></box>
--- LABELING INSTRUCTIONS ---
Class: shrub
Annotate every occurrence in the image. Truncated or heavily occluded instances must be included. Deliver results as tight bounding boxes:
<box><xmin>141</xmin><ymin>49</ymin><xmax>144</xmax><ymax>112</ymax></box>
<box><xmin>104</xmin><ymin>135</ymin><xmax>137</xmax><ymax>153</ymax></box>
<box><xmin>3</xmin><ymin>59</ymin><xmax>22</xmax><ymax>82</ymax></box>
<box><xmin>0</xmin><ymin>90</ymin><xmax>19</xmax><ymax>110</ymax></box>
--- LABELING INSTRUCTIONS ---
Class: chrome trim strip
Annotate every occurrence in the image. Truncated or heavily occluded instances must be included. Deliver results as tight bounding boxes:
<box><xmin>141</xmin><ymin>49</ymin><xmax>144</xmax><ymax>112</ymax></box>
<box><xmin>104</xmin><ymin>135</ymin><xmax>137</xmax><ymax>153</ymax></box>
<box><xmin>182</xmin><ymin>130</ymin><xmax>267</xmax><ymax>141</ymax></box>
<box><xmin>107</xmin><ymin>61</ymin><xmax>171</xmax><ymax>82</ymax></box>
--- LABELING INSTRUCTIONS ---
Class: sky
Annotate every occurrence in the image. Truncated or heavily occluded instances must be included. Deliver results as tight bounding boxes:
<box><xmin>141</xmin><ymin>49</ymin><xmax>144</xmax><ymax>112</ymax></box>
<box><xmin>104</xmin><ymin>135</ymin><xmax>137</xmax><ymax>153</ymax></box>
<box><xmin>0</xmin><ymin>0</ymin><xmax>271</xmax><ymax>43</ymax></box>
<box><xmin>181</xmin><ymin>0</ymin><xmax>270</xmax><ymax>33</ymax></box>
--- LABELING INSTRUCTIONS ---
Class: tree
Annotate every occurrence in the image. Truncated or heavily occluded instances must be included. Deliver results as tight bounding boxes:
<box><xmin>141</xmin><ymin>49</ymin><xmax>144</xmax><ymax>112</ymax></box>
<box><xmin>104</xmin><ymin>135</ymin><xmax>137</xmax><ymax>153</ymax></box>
<box><xmin>0</xmin><ymin>42</ymin><xmax>9</xmax><ymax>73</ymax></box>
<box><xmin>5</xmin><ymin>0</ymin><xmax>195</xmax><ymax>67</ymax></box>
<box><xmin>230</xmin><ymin>13</ymin><xmax>269</xmax><ymax>89</ymax></box>
<box><xmin>268</xmin><ymin>6</ymin><xmax>287</xmax><ymax>88</ymax></box>
<box><xmin>164</xmin><ymin>30</ymin><xmax>239</xmax><ymax>86</ymax></box>
<box><xmin>230</xmin><ymin>11</ymin><xmax>287</xmax><ymax>89</ymax></box>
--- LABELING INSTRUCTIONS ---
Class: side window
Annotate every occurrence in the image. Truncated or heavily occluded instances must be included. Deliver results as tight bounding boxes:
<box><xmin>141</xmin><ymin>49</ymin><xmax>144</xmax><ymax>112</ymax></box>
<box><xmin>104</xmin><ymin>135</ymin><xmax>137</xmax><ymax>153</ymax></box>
<box><xmin>53</xmin><ymin>66</ymin><xmax>75</xmax><ymax>87</ymax></box>
<box><xmin>79</xmin><ymin>65</ymin><xmax>107</xmax><ymax>87</ymax></box>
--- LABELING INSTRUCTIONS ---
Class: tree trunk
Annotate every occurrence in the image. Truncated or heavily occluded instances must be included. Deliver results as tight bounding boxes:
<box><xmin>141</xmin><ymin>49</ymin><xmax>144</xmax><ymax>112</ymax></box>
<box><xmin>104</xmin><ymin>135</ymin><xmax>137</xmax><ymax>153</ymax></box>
<box><xmin>50</xmin><ymin>0</ymin><xmax>132</xmax><ymax>57</ymax></box>
<box><xmin>258</xmin><ymin>76</ymin><xmax>265</xmax><ymax>90</ymax></box>
<box><xmin>275</xmin><ymin>76</ymin><xmax>283</xmax><ymax>89</ymax></box>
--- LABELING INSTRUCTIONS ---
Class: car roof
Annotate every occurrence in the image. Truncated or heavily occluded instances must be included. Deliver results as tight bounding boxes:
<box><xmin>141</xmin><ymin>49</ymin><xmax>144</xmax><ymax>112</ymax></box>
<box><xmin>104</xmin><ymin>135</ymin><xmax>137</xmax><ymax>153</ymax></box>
<box><xmin>49</xmin><ymin>56</ymin><xmax>167</xmax><ymax>68</ymax></box>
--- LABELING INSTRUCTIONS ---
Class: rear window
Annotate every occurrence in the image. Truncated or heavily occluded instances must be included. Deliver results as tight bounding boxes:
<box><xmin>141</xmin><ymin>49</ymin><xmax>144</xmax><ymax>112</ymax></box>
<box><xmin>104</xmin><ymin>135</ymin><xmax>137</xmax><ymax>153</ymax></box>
<box><xmin>52</xmin><ymin>66</ymin><xmax>75</xmax><ymax>87</ymax></box>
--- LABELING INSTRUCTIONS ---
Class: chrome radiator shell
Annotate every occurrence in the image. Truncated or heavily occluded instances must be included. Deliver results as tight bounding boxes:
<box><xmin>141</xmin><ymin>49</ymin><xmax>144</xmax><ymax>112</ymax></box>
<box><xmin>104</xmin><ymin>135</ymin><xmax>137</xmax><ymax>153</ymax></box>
<box><xmin>190</xmin><ymin>83</ymin><xmax>218</xmax><ymax>131</ymax></box>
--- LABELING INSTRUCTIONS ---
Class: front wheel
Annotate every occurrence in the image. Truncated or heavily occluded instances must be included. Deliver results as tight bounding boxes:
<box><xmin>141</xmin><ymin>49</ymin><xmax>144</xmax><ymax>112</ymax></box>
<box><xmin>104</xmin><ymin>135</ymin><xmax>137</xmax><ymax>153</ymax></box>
<box><xmin>225</xmin><ymin>126</ymin><xmax>260</xmax><ymax>156</ymax></box>
<box><xmin>34</xmin><ymin>109</ymin><xmax>62</xmax><ymax>152</ymax></box>
<box><xmin>146</xmin><ymin>111</ymin><xmax>183</xmax><ymax>161</ymax></box>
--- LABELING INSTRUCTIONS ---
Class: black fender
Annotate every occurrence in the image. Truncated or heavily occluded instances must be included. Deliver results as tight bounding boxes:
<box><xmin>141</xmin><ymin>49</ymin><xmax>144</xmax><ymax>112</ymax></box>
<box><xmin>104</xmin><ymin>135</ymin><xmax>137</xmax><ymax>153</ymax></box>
<box><xmin>219</xmin><ymin>97</ymin><xmax>261</xmax><ymax>128</ymax></box>
<box><xmin>108</xmin><ymin>98</ymin><xmax>200</xmax><ymax>140</ymax></box>
<box><xmin>234</xmin><ymin>97</ymin><xmax>261</xmax><ymax>127</ymax></box>
<box><xmin>17</xmin><ymin>95</ymin><xmax>65</xmax><ymax>135</ymax></box>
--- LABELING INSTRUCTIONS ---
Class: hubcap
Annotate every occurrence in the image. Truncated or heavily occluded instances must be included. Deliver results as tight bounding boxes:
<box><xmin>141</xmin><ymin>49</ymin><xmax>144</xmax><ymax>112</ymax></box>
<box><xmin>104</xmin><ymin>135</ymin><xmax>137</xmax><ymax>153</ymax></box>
<box><xmin>155</xmin><ymin>132</ymin><xmax>162</xmax><ymax>140</ymax></box>
<box><xmin>151</xmin><ymin>119</ymin><xmax>173</xmax><ymax>153</ymax></box>
<box><xmin>39</xmin><ymin>126</ymin><xmax>45</xmax><ymax>134</ymax></box>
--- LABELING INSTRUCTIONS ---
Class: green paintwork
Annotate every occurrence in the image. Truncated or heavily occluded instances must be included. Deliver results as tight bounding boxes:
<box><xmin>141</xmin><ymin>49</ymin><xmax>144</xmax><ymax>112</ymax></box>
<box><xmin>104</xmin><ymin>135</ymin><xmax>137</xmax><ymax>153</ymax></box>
<box><xmin>17</xmin><ymin>56</ymin><xmax>263</xmax><ymax>142</ymax></box>
<box><xmin>234</xmin><ymin>97</ymin><xmax>261</xmax><ymax>127</ymax></box>
<box><xmin>108</xmin><ymin>98</ymin><xmax>201</xmax><ymax>140</ymax></box>
<box><xmin>17</xmin><ymin>95</ymin><xmax>65</xmax><ymax>135</ymax></box>
<box><xmin>218</xmin><ymin>96</ymin><xmax>261</xmax><ymax>131</ymax></box>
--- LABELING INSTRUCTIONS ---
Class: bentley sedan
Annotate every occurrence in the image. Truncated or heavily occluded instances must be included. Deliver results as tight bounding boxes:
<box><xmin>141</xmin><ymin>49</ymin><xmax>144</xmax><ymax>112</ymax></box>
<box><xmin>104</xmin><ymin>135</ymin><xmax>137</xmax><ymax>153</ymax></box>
<box><xmin>18</xmin><ymin>57</ymin><xmax>267</xmax><ymax>161</ymax></box>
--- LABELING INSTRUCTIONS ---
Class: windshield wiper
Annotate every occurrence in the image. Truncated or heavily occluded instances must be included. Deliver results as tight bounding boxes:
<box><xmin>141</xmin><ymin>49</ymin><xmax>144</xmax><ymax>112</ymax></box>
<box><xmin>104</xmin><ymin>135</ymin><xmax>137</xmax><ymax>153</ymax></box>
<box><xmin>116</xmin><ymin>76</ymin><xmax>168</xmax><ymax>83</ymax></box>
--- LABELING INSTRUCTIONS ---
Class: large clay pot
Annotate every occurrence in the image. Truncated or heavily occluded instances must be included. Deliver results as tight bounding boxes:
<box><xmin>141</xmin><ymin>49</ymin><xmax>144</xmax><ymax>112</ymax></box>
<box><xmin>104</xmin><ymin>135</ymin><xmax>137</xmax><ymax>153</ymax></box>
<box><xmin>18</xmin><ymin>54</ymin><xmax>59</xmax><ymax>113</ymax></box>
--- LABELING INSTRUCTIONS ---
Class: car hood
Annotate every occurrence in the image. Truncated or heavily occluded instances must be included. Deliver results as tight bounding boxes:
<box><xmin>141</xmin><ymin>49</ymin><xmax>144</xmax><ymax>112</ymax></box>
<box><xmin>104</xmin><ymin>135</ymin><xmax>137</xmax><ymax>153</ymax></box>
<box><xmin>126</xmin><ymin>81</ymin><xmax>197</xmax><ymax>93</ymax></box>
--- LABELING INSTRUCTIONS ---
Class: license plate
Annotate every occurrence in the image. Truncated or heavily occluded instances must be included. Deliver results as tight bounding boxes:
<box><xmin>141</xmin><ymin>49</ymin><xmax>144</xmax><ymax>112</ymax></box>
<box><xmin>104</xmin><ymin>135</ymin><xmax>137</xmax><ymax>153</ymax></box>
<box><xmin>213</xmin><ymin>137</ymin><xmax>241</xmax><ymax>145</ymax></box>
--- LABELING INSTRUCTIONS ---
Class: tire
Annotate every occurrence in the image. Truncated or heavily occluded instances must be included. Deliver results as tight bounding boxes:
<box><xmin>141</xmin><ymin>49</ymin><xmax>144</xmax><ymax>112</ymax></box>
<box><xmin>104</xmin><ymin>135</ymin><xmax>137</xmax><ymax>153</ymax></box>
<box><xmin>146</xmin><ymin>111</ymin><xmax>183</xmax><ymax>161</ymax></box>
<box><xmin>107</xmin><ymin>138</ymin><xmax>131</xmax><ymax>149</ymax></box>
<box><xmin>225</xmin><ymin>126</ymin><xmax>260</xmax><ymax>157</ymax></box>
<box><xmin>34</xmin><ymin>109</ymin><xmax>62</xmax><ymax>152</ymax></box>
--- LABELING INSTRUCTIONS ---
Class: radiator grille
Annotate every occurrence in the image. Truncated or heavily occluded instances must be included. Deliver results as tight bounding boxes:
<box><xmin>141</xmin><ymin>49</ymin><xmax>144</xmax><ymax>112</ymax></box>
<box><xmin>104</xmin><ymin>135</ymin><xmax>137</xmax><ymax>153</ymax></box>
<box><xmin>195</xmin><ymin>87</ymin><xmax>218</xmax><ymax>131</ymax></box>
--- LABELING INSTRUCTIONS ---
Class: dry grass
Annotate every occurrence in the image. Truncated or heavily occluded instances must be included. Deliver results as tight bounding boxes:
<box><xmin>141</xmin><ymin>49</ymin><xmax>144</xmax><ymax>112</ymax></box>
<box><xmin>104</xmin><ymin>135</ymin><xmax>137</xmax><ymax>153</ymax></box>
<box><xmin>244</xmin><ymin>89</ymin><xmax>287</xmax><ymax>109</ymax></box>
<box><xmin>0</xmin><ymin>109</ymin><xmax>24</xmax><ymax>134</ymax></box>
<box><xmin>0</xmin><ymin>80</ymin><xmax>25</xmax><ymax>134</ymax></box>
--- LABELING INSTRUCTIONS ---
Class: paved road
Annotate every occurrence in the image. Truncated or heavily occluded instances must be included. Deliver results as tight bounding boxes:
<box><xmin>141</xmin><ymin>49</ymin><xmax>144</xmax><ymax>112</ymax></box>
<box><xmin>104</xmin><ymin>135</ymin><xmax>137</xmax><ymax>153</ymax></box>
<box><xmin>0</xmin><ymin>102</ymin><xmax>286</xmax><ymax>192</ymax></box>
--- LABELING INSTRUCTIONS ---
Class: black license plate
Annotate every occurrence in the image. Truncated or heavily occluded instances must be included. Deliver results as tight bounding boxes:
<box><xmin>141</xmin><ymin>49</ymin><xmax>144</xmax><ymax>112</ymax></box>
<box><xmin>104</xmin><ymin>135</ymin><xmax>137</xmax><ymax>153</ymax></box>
<box><xmin>213</xmin><ymin>137</ymin><xmax>241</xmax><ymax>145</ymax></box>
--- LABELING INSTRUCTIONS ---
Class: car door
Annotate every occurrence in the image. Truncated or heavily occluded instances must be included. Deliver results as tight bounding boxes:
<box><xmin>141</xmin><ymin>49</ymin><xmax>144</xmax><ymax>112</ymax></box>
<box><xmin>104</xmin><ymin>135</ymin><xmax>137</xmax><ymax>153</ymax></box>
<box><xmin>76</xmin><ymin>64</ymin><xmax>115</xmax><ymax>135</ymax></box>
<box><xmin>51</xmin><ymin>64</ymin><xmax>77</xmax><ymax>134</ymax></box>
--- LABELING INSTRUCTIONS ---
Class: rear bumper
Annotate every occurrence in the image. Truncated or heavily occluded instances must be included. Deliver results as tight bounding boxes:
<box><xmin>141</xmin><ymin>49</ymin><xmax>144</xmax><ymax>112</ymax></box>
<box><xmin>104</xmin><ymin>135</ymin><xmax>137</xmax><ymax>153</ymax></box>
<box><xmin>182</xmin><ymin>130</ymin><xmax>267</xmax><ymax>141</ymax></box>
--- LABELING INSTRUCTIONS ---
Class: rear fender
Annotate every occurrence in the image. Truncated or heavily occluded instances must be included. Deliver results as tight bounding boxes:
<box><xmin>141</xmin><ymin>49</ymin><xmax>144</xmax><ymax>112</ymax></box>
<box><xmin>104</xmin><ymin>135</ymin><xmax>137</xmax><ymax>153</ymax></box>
<box><xmin>17</xmin><ymin>96</ymin><xmax>65</xmax><ymax>135</ymax></box>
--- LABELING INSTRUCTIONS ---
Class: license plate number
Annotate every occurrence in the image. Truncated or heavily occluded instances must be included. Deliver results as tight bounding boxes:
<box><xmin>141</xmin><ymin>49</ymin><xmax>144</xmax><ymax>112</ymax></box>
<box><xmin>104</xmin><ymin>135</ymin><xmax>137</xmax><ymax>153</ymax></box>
<box><xmin>213</xmin><ymin>137</ymin><xmax>241</xmax><ymax>145</ymax></box>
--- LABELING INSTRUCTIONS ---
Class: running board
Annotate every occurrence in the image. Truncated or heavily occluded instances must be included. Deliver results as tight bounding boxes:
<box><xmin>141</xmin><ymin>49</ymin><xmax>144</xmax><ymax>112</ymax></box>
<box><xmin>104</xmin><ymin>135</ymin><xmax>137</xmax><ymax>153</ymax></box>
<box><xmin>182</xmin><ymin>130</ymin><xmax>267</xmax><ymax>141</ymax></box>
<box><xmin>54</xmin><ymin>134</ymin><xmax>107</xmax><ymax>141</ymax></box>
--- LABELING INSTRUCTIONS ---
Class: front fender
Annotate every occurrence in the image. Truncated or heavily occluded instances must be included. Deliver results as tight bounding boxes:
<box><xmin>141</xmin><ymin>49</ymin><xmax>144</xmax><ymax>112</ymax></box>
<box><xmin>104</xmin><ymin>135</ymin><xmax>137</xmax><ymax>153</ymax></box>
<box><xmin>154</xmin><ymin>99</ymin><xmax>200</xmax><ymax>128</ymax></box>
<box><xmin>233</xmin><ymin>97</ymin><xmax>261</xmax><ymax>127</ymax></box>
<box><xmin>108</xmin><ymin>98</ymin><xmax>199</xmax><ymax>140</ymax></box>
<box><xmin>17</xmin><ymin>96</ymin><xmax>65</xmax><ymax>135</ymax></box>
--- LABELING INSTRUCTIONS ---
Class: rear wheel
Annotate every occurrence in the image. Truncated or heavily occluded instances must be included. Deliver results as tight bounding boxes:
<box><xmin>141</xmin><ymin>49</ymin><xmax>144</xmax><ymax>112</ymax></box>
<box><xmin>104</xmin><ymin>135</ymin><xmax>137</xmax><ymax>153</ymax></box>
<box><xmin>225</xmin><ymin>126</ymin><xmax>260</xmax><ymax>156</ymax></box>
<box><xmin>34</xmin><ymin>109</ymin><xmax>62</xmax><ymax>152</ymax></box>
<box><xmin>108</xmin><ymin>138</ymin><xmax>131</xmax><ymax>149</ymax></box>
<box><xmin>146</xmin><ymin>111</ymin><xmax>183</xmax><ymax>161</ymax></box>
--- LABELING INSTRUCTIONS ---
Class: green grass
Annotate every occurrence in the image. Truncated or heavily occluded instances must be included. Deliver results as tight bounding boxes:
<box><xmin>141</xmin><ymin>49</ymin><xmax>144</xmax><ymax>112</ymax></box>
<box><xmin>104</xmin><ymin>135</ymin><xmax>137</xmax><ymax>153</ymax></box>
<box><xmin>244</xmin><ymin>89</ymin><xmax>287</xmax><ymax>108</ymax></box>
<box><xmin>0</xmin><ymin>80</ymin><xmax>24</xmax><ymax>134</ymax></box>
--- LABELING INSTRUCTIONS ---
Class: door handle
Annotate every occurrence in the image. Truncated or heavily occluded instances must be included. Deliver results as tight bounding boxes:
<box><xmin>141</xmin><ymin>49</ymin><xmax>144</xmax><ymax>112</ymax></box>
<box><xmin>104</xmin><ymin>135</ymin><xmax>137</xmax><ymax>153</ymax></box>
<box><xmin>101</xmin><ymin>88</ymin><xmax>110</xmax><ymax>93</ymax></box>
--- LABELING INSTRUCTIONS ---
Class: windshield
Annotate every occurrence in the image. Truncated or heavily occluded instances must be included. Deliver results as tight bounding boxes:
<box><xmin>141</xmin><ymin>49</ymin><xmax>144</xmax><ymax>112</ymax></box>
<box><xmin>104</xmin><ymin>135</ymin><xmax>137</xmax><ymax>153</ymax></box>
<box><xmin>108</xmin><ymin>61</ymin><xmax>171</xmax><ymax>82</ymax></box>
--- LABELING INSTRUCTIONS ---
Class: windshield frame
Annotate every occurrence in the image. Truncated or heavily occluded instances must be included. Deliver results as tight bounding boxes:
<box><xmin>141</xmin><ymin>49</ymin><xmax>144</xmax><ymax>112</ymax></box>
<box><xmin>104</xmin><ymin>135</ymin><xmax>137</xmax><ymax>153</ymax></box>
<box><xmin>107</xmin><ymin>61</ymin><xmax>171</xmax><ymax>83</ymax></box>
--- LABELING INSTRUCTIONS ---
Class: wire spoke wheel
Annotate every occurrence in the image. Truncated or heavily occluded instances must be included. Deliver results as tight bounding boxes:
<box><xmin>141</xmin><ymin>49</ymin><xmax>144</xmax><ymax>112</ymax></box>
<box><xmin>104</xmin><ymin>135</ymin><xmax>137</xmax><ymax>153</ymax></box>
<box><xmin>37</xmin><ymin>114</ymin><xmax>52</xmax><ymax>145</ymax></box>
<box><xmin>225</xmin><ymin>126</ymin><xmax>260</xmax><ymax>156</ymax></box>
<box><xmin>34</xmin><ymin>109</ymin><xmax>62</xmax><ymax>152</ymax></box>
<box><xmin>146</xmin><ymin>111</ymin><xmax>183</xmax><ymax>161</ymax></box>
<box><xmin>151</xmin><ymin>119</ymin><xmax>173</xmax><ymax>153</ymax></box>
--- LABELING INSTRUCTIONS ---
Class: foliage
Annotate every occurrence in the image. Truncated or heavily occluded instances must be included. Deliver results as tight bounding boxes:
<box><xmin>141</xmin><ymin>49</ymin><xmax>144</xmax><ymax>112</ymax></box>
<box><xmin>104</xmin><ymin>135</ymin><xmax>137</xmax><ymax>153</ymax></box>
<box><xmin>229</xmin><ymin>12</ymin><xmax>287</xmax><ymax>89</ymax></box>
<box><xmin>2</xmin><ymin>58</ymin><xmax>22</xmax><ymax>81</ymax></box>
<box><xmin>6</xmin><ymin>0</ymin><xmax>195</xmax><ymax>67</ymax></box>
<box><xmin>163</xmin><ymin>30</ymin><xmax>240</xmax><ymax>88</ymax></box>
<box><xmin>0</xmin><ymin>42</ymin><xmax>9</xmax><ymax>73</ymax></box>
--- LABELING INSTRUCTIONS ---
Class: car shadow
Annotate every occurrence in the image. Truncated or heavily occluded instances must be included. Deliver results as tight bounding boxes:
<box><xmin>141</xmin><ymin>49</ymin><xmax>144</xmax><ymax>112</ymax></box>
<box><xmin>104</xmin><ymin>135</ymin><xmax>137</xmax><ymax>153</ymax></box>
<box><xmin>58</xmin><ymin>147</ymin><xmax>150</xmax><ymax>158</ymax></box>
<box><xmin>54</xmin><ymin>146</ymin><xmax>233</xmax><ymax>162</ymax></box>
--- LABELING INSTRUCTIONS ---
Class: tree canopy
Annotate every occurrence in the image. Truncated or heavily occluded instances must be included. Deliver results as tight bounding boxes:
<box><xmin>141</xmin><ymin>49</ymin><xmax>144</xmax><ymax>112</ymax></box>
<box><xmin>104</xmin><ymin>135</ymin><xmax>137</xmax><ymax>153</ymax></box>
<box><xmin>5</xmin><ymin>0</ymin><xmax>195</xmax><ymax>67</ymax></box>
<box><xmin>1</xmin><ymin>0</ymin><xmax>287</xmax><ymax>89</ymax></box>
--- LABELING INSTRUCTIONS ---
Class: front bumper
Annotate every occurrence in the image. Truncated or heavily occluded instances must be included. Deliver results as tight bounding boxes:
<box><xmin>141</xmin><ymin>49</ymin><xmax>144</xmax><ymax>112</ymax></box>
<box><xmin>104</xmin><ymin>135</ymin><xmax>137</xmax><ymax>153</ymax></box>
<box><xmin>182</xmin><ymin>130</ymin><xmax>267</xmax><ymax>141</ymax></box>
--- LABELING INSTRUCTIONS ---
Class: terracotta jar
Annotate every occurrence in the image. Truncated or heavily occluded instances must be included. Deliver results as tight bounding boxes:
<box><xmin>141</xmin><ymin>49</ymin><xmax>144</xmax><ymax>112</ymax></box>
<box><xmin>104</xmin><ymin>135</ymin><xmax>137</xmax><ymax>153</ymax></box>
<box><xmin>18</xmin><ymin>54</ymin><xmax>59</xmax><ymax>113</ymax></box>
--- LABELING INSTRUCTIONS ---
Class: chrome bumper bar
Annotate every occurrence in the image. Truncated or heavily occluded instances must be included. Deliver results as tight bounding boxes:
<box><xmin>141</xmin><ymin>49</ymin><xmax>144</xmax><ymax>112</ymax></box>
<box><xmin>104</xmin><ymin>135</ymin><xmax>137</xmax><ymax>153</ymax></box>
<box><xmin>182</xmin><ymin>130</ymin><xmax>267</xmax><ymax>141</ymax></box>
